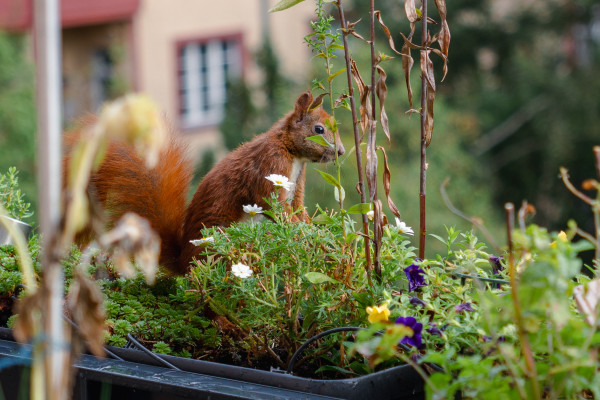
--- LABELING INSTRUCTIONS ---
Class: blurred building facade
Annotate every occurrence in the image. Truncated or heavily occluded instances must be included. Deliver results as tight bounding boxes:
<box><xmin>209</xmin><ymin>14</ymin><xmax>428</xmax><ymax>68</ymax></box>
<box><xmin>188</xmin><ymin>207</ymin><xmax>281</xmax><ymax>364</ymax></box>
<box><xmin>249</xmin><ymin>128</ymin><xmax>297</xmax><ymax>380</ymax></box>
<box><xmin>0</xmin><ymin>0</ymin><xmax>314</xmax><ymax>151</ymax></box>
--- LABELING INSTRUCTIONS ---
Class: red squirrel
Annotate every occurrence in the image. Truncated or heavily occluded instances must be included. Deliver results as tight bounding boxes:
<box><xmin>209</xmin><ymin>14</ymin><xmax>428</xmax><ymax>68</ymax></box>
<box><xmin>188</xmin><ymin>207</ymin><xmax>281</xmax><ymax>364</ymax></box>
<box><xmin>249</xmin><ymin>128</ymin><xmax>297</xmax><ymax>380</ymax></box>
<box><xmin>76</xmin><ymin>91</ymin><xmax>345</xmax><ymax>274</ymax></box>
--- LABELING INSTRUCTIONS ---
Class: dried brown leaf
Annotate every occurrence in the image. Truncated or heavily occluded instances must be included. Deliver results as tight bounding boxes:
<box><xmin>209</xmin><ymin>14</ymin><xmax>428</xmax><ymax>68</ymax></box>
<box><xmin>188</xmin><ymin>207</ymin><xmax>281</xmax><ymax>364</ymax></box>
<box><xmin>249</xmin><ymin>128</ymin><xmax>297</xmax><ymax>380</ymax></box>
<box><xmin>425</xmin><ymin>90</ymin><xmax>436</xmax><ymax>147</ymax></box>
<box><xmin>421</xmin><ymin>50</ymin><xmax>436</xmax><ymax>146</ymax></box>
<box><xmin>435</xmin><ymin>0</ymin><xmax>447</xmax><ymax>17</ymax></box>
<box><xmin>375</xmin><ymin>66</ymin><xmax>390</xmax><ymax>142</ymax></box>
<box><xmin>350</xmin><ymin>30</ymin><xmax>368</xmax><ymax>42</ymax></box>
<box><xmin>377</xmin><ymin>146</ymin><xmax>402</xmax><ymax>219</ymax></box>
<box><xmin>333</xmin><ymin>93</ymin><xmax>349</xmax><ymax>109</ymax></box>
<box><xmin>366</xmin><ymin>120</ymin><xmax>378</xmax><ymax>201</ymax></box>
<box><xmin>421</xmin><ymin>50</ymin><xmax>436</xmax><ymax>92</ymax></box>
<box><xmin>434</xmin><ymin>0</ymin><xmax>450</xmax><ymax>81</ymax></box>
<box><xmin>99</xmin><ymin>212</ymin><xmax>160</xmax><ymax>284</ymax></box>
<box><xmin>401</xmin><ymin>43</ymin><xmax>415</xmax><ymax>110</ymax></box>
<box><xmin>68</xmin><ymin>272</ymin><xmax>106</xmax><ymax>357</ymax></box>
<box><xmin>400</xmin><ymin>33</ymin><xmax>423</xmax><ymax>50</ymax></box>
<box><xmin>309</xmin><ymin>93</ymin><xmax>327</xmax><ymax>110</ymax></box>
<box><xmin>347</xmin><ymin>18</ymin><xmax>361</xmax><ymax>30</ymax></box>
<box><xmin>355</xmin><ymin>182</ymin><xmax>363</xmax><ymax>196</ymax></box>
<box><xmin>351</xmin><ymin>60</ymin><xmax>371</xmax><ymax>135</ymax></box>
<box><xmin>438</xmin><ymin>20</ymin><xmax>450</xmax><ymax>80</ymax></box>
<box><xmin>13</xmin><ymin>290</ymin><xmax>44</xmax><ymax>344</ymax></box>
<box><xmin>405</xmin><ymin>0</ymin><xmax>418</xmax><ymax>23</ymax></box>
<box><xmin>372</xmin><ymin>200</ymin><xmax>384</xmax><ymax>263</ymax></box>
<box><xmin>374</xmin><ymin>11</ymin><xmax>404</xmax><ymax>56</ymax></box>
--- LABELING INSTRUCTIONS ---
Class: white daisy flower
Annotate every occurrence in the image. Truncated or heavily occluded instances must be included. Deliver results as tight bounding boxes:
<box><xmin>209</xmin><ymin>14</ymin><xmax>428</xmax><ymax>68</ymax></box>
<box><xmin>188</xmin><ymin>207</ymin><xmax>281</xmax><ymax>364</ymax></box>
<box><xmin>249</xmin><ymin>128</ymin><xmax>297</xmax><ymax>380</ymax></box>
<box><xmin>392</xmin><ymin>217</ymin><xmax>414</xmax><ymax>236</ymax></box>
<box><xmin>189</xmin><ymin>237</ymin><xmax>215</xmax><ymax>247</ymax></box>
<box><xmin>243</xmin><ymin>204</ymin><xmax>263</xmax><ymax>217</ymax></box>
<box><xmin>231</xmin><ymin>263</ymin><xmax>253</xmax><ymax>279</ymax></box>
<box><xmin>265</xmin><ymin>174</ymin><xmax>294</xmax><ymax>191</ymax></box>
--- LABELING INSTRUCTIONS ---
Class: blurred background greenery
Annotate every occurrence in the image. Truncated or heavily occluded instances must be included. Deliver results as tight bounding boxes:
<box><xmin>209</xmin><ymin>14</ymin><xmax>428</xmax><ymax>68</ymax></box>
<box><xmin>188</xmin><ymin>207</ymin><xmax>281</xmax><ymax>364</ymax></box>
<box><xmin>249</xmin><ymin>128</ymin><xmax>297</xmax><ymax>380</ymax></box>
<box><xmin>2</xmin><ymin>0</ymin><xmax>599</xmax><ymax>259</ymax></box>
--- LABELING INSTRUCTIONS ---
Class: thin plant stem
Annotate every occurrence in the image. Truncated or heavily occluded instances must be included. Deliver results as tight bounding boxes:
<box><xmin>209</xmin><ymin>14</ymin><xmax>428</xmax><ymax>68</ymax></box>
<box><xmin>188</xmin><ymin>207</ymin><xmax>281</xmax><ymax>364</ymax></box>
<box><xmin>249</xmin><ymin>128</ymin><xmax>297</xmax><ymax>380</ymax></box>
<box><xmin>560</xmin><ymin>166</ymin><xmax>600</xmax><ymax>263</ymax></box>
<box><xmin>505</xmin><ymin>203</ymin><xmax>541</xmax><ymax>399</ymax></box>
<box><xmin>368</xmin><ymin>0</ymin><xmax>382</xmax><ymax>280</ymax></box>
<box><xmin>324</xmin><ymin>41</ymin><xmax>343</xmax><ymax>212</ymax></box>
<box><xmin>559</xmin><ymin>167</ymin><xmax>594</xmax><ymax>206</ymax></box>
<box><xmin>336</xmin><ymin>0</ymin><xmax>372</xmax><ymax>282</ymax></box>
<box><xmin>418</xmin><ymin>0</ymin><xmax>428</xmax><ymax>261</ymax></box>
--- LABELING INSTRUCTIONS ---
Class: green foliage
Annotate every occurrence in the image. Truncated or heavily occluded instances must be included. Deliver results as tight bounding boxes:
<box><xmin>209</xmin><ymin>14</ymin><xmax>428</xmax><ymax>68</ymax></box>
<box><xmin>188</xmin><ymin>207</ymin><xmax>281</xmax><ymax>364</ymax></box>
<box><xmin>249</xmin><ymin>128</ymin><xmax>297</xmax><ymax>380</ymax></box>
<box><xmin>100</xmin><ymin>274</ymin><xmax>219</xmax><ymax>357</ymax></box>
<box><xmin>0</xmin><ymin>33</ymin><xmax>37</xmax><ymax>221</ymax></box>
<box><xmin>345</xmin><ymin>0</ymin><xmax>600</xmax><ymax>233</ymax></box>
<box><xmin>352</xmin><ymin>225</ymin><xmax>600</xmax><ymax>399</ymax></box>
<box><xmin>0</xmin><ymin>235</ymin><xmax>41</xmax><ymax>296</ymax></box>
<box><xmin>0</xmin><ymin>167</ymin><xmax>33</xmax><ymax>221</ymax></box>
<box><xmin>190</xmin><ymin>194</ymin><xmax>417</xmax><ymax>369</ymax></box>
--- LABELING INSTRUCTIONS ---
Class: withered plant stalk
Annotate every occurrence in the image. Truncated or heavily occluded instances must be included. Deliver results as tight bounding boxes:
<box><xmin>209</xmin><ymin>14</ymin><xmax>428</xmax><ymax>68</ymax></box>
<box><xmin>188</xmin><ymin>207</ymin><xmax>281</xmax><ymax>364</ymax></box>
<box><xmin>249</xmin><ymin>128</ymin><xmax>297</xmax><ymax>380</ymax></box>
<box><xmin>418</xmin><ymin>0</ymin><xmax>429</xmax><ymax>260</ymax></box>
<box><xmin>336</xmin><ymin>0</ymin><xmax>372</xmax><ymax>279</ymax></box>
<box><xmin>368</xmin><ymin>0</ymin><xmax>382</xmax><ymax>279</ymax></box>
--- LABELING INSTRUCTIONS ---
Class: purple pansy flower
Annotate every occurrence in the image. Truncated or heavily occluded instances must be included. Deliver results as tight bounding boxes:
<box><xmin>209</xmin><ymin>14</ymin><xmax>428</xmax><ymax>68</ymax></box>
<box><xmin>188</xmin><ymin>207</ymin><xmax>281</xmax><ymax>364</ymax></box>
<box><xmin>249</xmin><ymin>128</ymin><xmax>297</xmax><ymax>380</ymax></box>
<box><xmin>426</xmin><ymin>323</ymin><xmax>444</xmax><ymax>336</ymax></box>
<box><xmin>404</xmin><ymin>264</ymin><xmax>427</xmax><ymax>292</ymax></box>
<box><xmin>395</xmin><ymin>316</ymin><xmax>424</xmax><ymax>348</ymax></box>
<box><xmin>409</xmin><ymin>296</ymin><xmax>427</xmax><ymax>307</ymax></box>
<box><xmin>489</xmin><ymin>256</ymin><xmax>504</xmax><ymax>274</ymax></box>
<box><xmin>483</xmin><ymin>335</ymin><xmax>506</xmax><ymax>343</ymax></box>
<box><xmin>455</xmin><ymin>302</ymin><xmax>475</xmax><ymax>313</ymax></box>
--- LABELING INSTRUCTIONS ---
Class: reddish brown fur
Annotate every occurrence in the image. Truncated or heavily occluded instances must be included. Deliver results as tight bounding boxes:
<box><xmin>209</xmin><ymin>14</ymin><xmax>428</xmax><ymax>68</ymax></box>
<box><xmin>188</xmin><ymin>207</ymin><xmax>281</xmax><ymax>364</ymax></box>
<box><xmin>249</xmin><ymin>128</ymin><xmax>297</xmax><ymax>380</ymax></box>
<box><xmin>67</xmin><ymin>91</ymin><xmax>344</xmax><ymax>274</ymax></box>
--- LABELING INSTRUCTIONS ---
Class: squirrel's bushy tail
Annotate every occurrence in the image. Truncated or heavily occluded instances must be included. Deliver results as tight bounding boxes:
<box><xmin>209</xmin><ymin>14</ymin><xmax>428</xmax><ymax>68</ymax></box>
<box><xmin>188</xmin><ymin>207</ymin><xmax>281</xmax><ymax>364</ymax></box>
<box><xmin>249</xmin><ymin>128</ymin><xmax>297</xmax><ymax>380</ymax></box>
<box><xmin>90</xmin><ymin>136</ymin><xmax>192</xmax><ymax>274</ymax></box>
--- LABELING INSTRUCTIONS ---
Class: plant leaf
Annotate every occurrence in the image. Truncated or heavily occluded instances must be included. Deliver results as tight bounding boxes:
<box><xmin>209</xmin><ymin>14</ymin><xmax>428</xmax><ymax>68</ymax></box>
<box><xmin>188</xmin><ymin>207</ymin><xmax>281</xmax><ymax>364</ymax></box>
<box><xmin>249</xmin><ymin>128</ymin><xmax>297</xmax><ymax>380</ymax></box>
<box><xmin>334</xmin><ymin>93</ymin><xmax>350</xmax><ymax>110</ymax></box>
<box><xmin>366</xmin><ymin>119</ymin><xmax>377</xmax><ymax>201</ymax></box>
<box><xmin>68</xmin><ymin>271</ymin><xmax>106</xmax><ymax>357</ymax></box>
<box><xmin>377</xmin><ymin>146</ymin><xmax>402</xmax><ymax>219</ymax></box>
<box><xmin>346</xmin><ymin>203</ymin><xmax>372</xmax><ymax>214</ymax></box>
<box><xmin>306</xmin><ymin>135</ymin><xmax>334</xmax><ymax>148</ymax></box>
<box><xmin>420</xmin><ymin>50</ymin><xmax>436</xmax><ymax>146</ymax></box>
<box><xmin>269</xmin><ymin>0</ymin><xmax>306</xmax><ymax>13</ymax></box>
<box><xmin>405</xmin><ymin>0</ymin><xmax>418</xmax><ymax>23</ymax></box>
<box><xmin>312</xmin><ymin>214</ymin><xmax>335</xmax><ymax>225</ymax></box>
<box><xmin>376</xmin><ymin>66</ymin><xmax>390</xmax><ymax>142</ymax></box>
<box><xmin>374</xmin><ymin>11</ymin><xmax>404</xmax><ymax>56</ymax></box>
<box><xmin>328</xmin><ymin>68</ymin><xmax>347</xmax><ymax>83</ymax></box>
<box><xmin>351</xmin><ymin>60</ymin><xmax>370</xmax><ymax>136</ymax></box>
<box><xmin>316</xmin><ymin>169</ymin><xmax>340</xmax><ymax>187</ymax></box>
<box><xmin>435</xmin><ymin>0</ymin><xmax>451</xmax><ymax>80</ymax></box>
<box><xmin>305</xmin><ymin>272</ymin><xmax>339</xmax><ymax>284</ymax></box>
<box><xmin>309</xmin><ymin>93</ymin><xmax>327</xmax><ymax>110</ymax></box>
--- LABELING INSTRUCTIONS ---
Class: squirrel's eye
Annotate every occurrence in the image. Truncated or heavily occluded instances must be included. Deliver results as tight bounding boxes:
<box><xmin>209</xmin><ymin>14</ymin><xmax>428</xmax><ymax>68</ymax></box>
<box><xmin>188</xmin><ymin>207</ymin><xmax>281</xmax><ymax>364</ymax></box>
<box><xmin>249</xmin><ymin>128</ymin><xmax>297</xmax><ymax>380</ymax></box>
<box><xmin>313</xmin><ymin>125</ymin><xmax>325</xmax><ymax>134</ymax></box>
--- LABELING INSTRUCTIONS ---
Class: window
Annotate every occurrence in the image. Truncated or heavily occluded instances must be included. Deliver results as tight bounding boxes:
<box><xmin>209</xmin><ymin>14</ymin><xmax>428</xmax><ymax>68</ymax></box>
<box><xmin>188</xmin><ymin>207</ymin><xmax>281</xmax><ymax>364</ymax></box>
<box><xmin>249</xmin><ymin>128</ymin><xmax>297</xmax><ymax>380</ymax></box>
<box><xmin>90</xmin><ymin>49</ymin><xmax>113</xmax><ymax>111</ymax></box>
<box><xmin>177</xmin><ymin>36</ymin><xmax>242</xmax><ymax>128</ymax></box>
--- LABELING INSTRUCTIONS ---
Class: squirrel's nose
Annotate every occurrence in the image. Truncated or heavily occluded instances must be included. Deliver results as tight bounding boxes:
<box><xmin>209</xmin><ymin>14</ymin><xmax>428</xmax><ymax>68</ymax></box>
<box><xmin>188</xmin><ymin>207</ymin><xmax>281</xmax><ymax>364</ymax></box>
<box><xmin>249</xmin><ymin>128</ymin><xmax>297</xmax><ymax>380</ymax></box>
<box><xmin>337</xmin><ymin>143</ymin><xmax>346</xmax><ymax>156</ymax></box>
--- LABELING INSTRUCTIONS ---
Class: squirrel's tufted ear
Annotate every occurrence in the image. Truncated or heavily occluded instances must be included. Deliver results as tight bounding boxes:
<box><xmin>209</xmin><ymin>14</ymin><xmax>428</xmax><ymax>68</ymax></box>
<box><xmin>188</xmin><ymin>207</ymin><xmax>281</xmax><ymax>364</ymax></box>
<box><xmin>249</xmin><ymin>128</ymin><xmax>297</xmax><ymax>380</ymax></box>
<box><xmin>293</xmin><ymin>91</ymin><xmax>313</xmax><ymax>122</ymax></box>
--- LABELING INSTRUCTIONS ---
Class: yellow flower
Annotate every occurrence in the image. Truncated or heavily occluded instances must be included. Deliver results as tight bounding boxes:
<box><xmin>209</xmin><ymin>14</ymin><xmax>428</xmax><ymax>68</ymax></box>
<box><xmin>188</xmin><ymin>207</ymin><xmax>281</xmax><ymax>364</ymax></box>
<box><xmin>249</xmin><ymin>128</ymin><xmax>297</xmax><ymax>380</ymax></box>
<box><xmin>366</xmin><ymin>303</ymin><xmax>390</xmax><ymax>324</ymax></box>
<box><xmin>550</xmin><ymin>230</ymin><xmax>568</xmax><ymax>248</ymax></box>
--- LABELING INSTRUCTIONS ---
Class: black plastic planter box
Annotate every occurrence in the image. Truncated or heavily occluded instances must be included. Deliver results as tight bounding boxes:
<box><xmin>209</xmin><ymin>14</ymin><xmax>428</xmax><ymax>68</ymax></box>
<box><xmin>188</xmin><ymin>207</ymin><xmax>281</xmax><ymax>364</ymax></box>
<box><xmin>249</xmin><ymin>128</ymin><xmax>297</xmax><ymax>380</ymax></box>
<box><xmin>0</xmin><ymin>328</ymin><xmax>424</xmax><ymax>400</ymax></box>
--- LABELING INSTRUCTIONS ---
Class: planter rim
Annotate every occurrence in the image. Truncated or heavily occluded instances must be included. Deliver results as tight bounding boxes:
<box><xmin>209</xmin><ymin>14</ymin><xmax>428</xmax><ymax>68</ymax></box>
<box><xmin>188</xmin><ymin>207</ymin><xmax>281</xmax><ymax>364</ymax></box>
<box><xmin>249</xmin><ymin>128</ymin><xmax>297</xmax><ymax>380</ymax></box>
<box><xmin>0</xmin><ymin>327</ymin><xmax>425</xmax><ymax>399</ymax></box>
